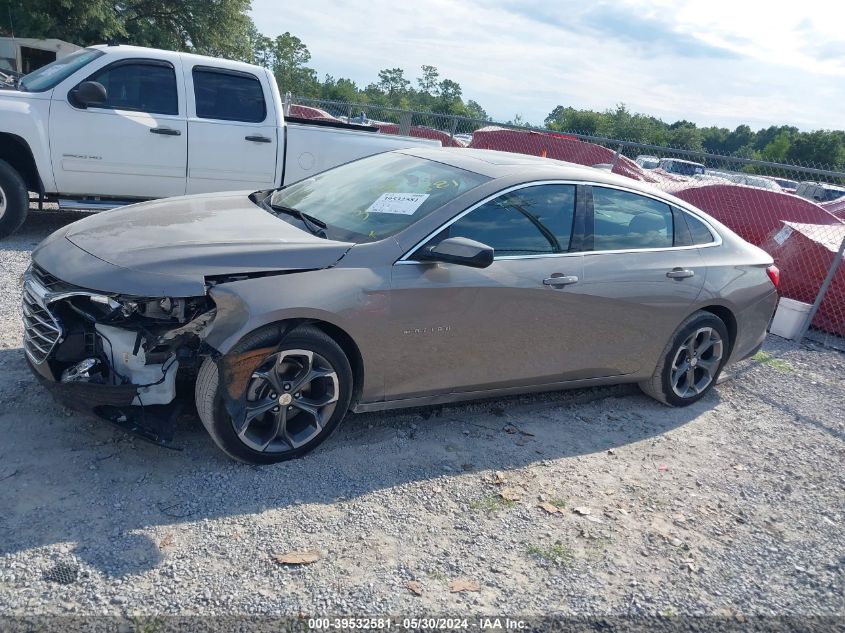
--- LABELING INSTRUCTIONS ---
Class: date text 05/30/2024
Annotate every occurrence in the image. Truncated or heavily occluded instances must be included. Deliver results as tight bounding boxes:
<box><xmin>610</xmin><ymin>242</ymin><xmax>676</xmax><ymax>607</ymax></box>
<box><xmin>307</xmin><ymin>618</ymin><xmax>528</xmax><ymax>630</ymax></box>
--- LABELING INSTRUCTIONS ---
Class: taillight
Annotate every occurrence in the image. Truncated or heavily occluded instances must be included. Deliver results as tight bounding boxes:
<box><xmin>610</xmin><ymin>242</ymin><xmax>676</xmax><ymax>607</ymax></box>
<box><xmin>766</xmin><ymin>265</ymin><xmax>780</xmax><ymax>290</ymax></box>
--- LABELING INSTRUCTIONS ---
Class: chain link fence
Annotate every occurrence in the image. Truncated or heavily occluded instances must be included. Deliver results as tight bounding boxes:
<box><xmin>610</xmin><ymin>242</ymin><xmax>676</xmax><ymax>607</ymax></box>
<box><xmin>289</xmin><ymin>95</ymin><xmax>845</xmax><ymax>350</ymax></box>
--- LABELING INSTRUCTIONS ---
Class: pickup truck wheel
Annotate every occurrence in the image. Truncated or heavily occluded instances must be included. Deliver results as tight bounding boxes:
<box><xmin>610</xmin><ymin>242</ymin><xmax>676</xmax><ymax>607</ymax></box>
<box><xmin>195</xmin><ymin>324</ymin><xmax>353</xmax><ymax>465</ymax></box>
<box><xmin>0</xmin><ymin>159</ymin><xmax>28</xmax><ymax>238</ymax></box>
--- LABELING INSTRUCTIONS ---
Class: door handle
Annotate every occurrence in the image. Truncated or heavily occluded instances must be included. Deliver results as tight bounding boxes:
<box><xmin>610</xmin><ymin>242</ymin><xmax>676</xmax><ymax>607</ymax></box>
<box><xmin>666</xmin><ymin>268</ymin><xmax>695</xmax><ymax>279</ymax></box>
<box><xmin>543</xmin><ymin>274</ymin><xmax>579</xmax><ymax>287</ymax></box>
<box><xmin>245</xmin><ymin>135</ymin><xmax>272</xmax><ymax>143</ymax></box>
<box><xmin>150</xmin><ymin>127</ymin><xmax>181</xmax><ymax>136</ymax></box>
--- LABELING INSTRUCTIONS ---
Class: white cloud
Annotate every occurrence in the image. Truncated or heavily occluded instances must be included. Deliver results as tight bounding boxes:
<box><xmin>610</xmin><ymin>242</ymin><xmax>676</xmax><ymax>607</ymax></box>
<box><xmin>250</xmin><ymin>0</ymin><xmax>845</xmax><ymax>131</ymax></box>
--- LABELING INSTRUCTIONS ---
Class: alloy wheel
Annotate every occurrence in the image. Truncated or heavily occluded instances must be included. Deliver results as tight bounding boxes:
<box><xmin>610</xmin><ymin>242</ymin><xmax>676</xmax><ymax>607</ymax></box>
<box><xmin>669</xmin><ymin>327</ymin><xmax>723</xmax><ymax>398</ymax></box>
<box><xmin>235</xmin><ymin>348</ymin><xmax>340</xmax><ymax>453</ymax></box>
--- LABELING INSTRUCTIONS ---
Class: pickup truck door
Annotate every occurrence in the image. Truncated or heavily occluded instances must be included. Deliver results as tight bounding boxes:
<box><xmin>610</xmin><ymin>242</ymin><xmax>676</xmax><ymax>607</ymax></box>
<box><xmin>49</xmin><ymin>57</ymin><xmax>188</xmax><ymax>198</ymax></box>
<box><xmin>184</xmin><ymin>64</ymin><xmax>279</xmax><ymax>194</ymax></box>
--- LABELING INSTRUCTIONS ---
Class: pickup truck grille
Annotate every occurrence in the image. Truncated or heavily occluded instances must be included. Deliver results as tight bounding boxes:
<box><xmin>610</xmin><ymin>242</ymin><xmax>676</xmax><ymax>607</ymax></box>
<box><xmin>22</xmin><ymin>270</ymin><xmax>63</xmax><ymax>365</ymax></box>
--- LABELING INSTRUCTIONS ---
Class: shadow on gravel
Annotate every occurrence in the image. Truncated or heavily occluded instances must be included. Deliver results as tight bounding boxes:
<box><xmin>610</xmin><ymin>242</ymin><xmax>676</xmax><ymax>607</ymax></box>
<box><xmin>0</xmin><ymin>344</ymin><xmax>710</xmax><ymax>577</ymax></box>
<box><xmin>726</xmin><ymin>348</ymin><xmax>845</xmax><ymax>443</ymax></box>
<box><xmin>5</xmin><ymin>210</ymin><xmax>89</xmax><ymax>253</ymax></box>
<box><xmin>731</xmin><ymin>376</ymin><xmax>845</xmax><ymax>444</ymax></box>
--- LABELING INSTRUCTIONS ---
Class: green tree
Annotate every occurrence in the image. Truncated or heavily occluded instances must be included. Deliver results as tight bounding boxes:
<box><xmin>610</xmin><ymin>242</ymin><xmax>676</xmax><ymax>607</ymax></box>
<box><xmin>437</xmin><ymin>78</ymin><xmax>461</xmax><ymax>101</ymax></box>
<box><xmin>257</xmin><ymin>32</ymin><xmax>320</xmax><ymax>95</ymax></box>
<box><xmin>787</xmin><ymin>130</ymin><xmax>845</xmax><ymax>167</ymax></box>
<box><xmin>753</xmin><ymin>125</ymin><xmax>797</xmax><ymax>151</ymax></box>
<box><xmin>417</xmin><ymin>65</ymin><xmax>440</xmax><ymax>95</ymax></box>
<box><xmin>667</xmin><ymin>121</ymin><xmax>703</xmax><ymax>151</ymax></box>
<box><xmin>377</xmin><ymin>68</ymin><xmax>411</xmax><ymax>102</ymax></box>
<box><xmin>604</xmin><ymin>104</ymin><xmax>663</xmax><ymax>143</ymax></box>
<box><xmin>465</xmin><ymin>99</ymin><xmax>489</xmax><ymax>121</ymax></box>
<box><xmin>724</xmin><ymin>125</ymin><xmax>754</xmax><ymax>154</ymax></box>
<box><xmin>7</xmin><ymin>0</ymin><xmax>254</xmax><ymax>60</ymax></box>
<box><xmin>760</xmin><ymin>131</ymin><xmax>791</xmax><ymax>163</ymax></box>
<box><xmin>321</xmin><ymin>75</ymin><xmax>360</xmax><ymax>103</ymax></box>
<box><xmin>700</xmin><ymin>126</ymin><xmax>730</xmax><ymax>154</ymax></box>
<box><xmin>545</xmin><ymin>106</ymin><xmax>608</xmax><ymax>135</ymax></box>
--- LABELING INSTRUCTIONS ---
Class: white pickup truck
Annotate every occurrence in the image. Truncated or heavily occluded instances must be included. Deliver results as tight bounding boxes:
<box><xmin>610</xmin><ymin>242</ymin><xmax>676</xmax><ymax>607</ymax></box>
<box><xmin>0</xmin><ymin>44</ymin><xmax>436</xmax><ymax>237</ymax></box>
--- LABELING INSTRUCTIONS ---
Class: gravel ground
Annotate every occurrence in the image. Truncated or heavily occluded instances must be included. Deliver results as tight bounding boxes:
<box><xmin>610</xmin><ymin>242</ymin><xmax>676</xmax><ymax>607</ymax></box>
<box><xmin>0</xmin><ymin>210</ymin><xmax>843</xmax><ymax>620</ymax></box>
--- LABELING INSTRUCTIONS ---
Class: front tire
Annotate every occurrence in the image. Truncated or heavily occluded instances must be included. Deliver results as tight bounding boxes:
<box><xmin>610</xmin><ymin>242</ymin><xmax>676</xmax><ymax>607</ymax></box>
<box><xmin>196</xmin><ymin>324</ymin><xmax>353</xmax><ymax>464</ymax></box>
<box><xmin>0</xmin><ymin>159</ymin><xmax>29</xmax><ymax>238</ymax></box>
<box><xmin>640</xmin><ymin>310</ymin><xmax>729</xmax><ymax>407</ymax></box>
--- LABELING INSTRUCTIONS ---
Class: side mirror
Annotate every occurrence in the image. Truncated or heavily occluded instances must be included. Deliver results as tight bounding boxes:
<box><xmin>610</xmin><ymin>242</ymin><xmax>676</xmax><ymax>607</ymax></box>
<box><xmin>417</xmin><ymin>237</ymin><xmax>494</xmax><ymax>269</ymax></box>
<box><xmin>73</xmin><ymin>81</ymin><xmax>107</xmax><ymax>108</ymax></box>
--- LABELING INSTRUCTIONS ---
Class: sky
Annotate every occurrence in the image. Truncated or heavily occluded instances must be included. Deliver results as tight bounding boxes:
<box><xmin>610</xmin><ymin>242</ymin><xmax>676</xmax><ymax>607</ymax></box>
<box><xmin>250</xmin><ymin>0</ymin><xmax>845</xmax><ymax>131</ymax></box>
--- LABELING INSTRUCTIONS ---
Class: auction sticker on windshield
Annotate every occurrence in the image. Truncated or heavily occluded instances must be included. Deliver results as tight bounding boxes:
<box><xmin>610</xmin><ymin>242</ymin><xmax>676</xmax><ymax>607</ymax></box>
<box><xmin>366</xmin><ymin>193</ymin><xmax>430</xmax><ymax>215</ymax></box>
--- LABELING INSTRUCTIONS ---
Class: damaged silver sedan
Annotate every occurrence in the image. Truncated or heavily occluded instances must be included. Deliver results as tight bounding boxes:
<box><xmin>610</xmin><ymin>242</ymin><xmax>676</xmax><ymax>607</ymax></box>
<box><xmin>24</xmin><ymin>148</ymin><xmax>779</xmax><ymax>464</ymax></box>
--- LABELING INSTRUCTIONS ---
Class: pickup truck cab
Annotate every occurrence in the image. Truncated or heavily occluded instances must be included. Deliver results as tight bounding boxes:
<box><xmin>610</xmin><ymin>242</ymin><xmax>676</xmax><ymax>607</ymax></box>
<box><xmin>0</xmin><ymin>44</ymin><xmax>436</xmax><ymax>237</ymax></box>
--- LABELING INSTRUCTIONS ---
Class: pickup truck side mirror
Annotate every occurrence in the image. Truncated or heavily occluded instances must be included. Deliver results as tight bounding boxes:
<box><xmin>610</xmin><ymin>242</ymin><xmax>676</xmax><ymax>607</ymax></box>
<box><xmin>416</xmin><ymin>236</ymin><xmax>494</xmax><ymax>268</ymax></box>
<box><xmin>72</xmin><ymin>81</ymin><xmax>108</xmax><ymax>108</ymax></box>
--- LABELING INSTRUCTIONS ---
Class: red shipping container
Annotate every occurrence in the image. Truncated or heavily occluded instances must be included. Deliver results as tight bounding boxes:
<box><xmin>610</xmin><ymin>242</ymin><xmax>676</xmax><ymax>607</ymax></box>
<box><xmin>760</xmin><ymin>221</ymin><xmax>845</xmax><ymax>337</ymax></box>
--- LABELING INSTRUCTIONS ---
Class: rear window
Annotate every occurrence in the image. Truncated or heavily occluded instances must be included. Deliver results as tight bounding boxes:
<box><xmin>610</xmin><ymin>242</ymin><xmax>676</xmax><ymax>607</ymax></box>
<box><xmin>192</xmin><ymin>67</ymin><xmax>266</xmax><ymax>122</ymax></box>
<box><xmin>684</xmin><ymin>212</ymin><xmax>715</xmax><ymax>245</ymax></box>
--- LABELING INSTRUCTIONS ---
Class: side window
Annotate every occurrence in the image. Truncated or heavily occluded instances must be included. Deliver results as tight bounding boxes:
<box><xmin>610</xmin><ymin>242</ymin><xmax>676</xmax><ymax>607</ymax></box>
<box><xmin>591</xmin><ymin>187</ymin><xmax>673</xmax><ymax>250</ymax></box>
<box><xmin>437</xmin><ymin>185</ymin><xmax>576</xmax><ymax>257</ymax></box>
<box><xmin>192</xmin><ymin>67</ymin><xmax>266</xmax><ymax>123</ymax></box>
<box><xmin>672</xmin><ymin>208</ymin><xmax>693</xmax><ymax>247</ymax></box>
<box><xmin>684</xmin><ymin>213</ymin><xmax>715</xmax><ymax>245</ymax></box>
<box><xmin>85</xmin><ymin>62</ymin><xmax>178</xmax><ymax>115</ymax></box>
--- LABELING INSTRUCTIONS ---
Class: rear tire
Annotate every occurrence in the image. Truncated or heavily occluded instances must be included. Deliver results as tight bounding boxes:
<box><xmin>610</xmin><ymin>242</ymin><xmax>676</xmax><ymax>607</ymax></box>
<box><xmin>0</xmin><ymin>159</ymin><xmax>28</xmax><ymax>238</ymax></box>
<box><xmin>639</xmin><ymin>310</ymin><xmax>729</xmax><ymax>407</ymax></box>
<box><xmin>196</xmin><ymin>324</ymin><xmax>353</xmax><ymax>464</ymax></box>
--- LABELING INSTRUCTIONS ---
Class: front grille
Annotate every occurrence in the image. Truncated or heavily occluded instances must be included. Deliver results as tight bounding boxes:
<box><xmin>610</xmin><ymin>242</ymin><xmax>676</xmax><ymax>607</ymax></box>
<box><xmin>31</xmin><ymin>264</ymin><xmax>69</xmax><ymax>291</ymax></box>
<box><xmin>22</xmin><ymin>284</ymin><xmax>62</xmax><ymax>364</ymax></box>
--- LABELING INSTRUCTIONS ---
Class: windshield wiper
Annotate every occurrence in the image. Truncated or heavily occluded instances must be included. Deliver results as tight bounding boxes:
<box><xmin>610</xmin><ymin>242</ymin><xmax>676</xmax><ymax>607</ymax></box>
<box><xmin>260</xmin><ymin>197</ymin><xmax>327</xmax><ymax>238</ymax></box>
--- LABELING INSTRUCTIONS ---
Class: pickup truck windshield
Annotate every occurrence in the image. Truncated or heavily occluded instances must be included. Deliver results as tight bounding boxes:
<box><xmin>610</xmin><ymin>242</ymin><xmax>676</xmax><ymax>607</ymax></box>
<box><xmin>20</xmin><ymin>49</ymin><xmax>104</xmax><ymax>92</ymax></box>
<box><xmin>268</xmin><ymin>153</ymin><xmax>489</xmax><ymax>242</ymax></box>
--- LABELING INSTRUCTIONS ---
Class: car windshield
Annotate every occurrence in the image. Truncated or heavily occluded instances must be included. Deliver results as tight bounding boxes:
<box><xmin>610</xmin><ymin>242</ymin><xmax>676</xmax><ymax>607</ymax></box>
<box><xmin>19</xmin><ymin>49</ymin><xmax>104</xmax><ymax>92</ymax></box>
<box><xmin>268</xmin><ymin>153</ymin><xmax>489</xmax><ymax>242</ymax></box>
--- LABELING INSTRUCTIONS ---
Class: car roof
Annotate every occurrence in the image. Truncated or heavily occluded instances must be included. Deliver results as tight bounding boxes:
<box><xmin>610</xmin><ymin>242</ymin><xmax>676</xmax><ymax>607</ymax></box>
<box><xmin>400</xmin><ymin>146</ymin><xmax>630</xmax><ymax>182</ymax></box>
<box><xmin>661</xmin><ymin>158</ymin><xmax>704</xmax><ymax>166</ymax></box>
<box><xmin>799</xmin><ymin>181</ymin><xmax>845</xmax><ymax>190</ymax></box>
<box><xmin>89</xmin><ymin>44</ymin><xmax>266</xmax><ymax>74</ymax></box>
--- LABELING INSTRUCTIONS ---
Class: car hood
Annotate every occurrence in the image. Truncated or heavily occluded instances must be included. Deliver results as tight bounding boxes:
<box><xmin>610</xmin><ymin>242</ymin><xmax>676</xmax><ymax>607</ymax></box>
<box><xmin>34</xmin><ymin>192</ymin><xmax>353</xmax><ymax>297</ymax></box>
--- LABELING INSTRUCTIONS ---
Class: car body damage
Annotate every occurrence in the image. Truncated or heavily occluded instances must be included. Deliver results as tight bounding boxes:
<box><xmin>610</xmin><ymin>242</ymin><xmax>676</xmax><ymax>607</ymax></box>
<box><xmin>215</xmin><ymin>321</ymin><xmax>305</xmax><ymax>431</ymax></box>
<box><xmin>24</xmin><ymin>191</ymin><xmax>353</xmax><ymax>444</ymax></box>
<box><xmin>23</xmin><ymin>263</ymin><xmax>217</xmax><ymax>444</ymax></box>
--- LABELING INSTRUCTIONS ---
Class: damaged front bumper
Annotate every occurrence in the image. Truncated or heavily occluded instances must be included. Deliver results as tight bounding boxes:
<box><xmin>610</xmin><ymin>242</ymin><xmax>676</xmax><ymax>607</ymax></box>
<box><xmin>22</xmin><ymin>264</ymin><xmax>216</xmax><ymax>446</ymax></box>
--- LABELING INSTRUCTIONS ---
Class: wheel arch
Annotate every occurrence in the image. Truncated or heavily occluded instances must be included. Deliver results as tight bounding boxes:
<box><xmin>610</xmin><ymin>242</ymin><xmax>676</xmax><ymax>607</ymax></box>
<box><xmin>218</xmin><ymin>317</ymin><xmax>366</xmax><ymax>410</ymax></box>
<box><xmin>0</xmin><ymin>132</ymin><xmax>42</xmax><ymax>193</ymax></box>
<box><xmin>699</xmin><ymin>304</ymin><xmax>737</xmax><ymax>358</ymax></box>
<box><xmin>307</xmin><ymin>319</ymin><xmax>365</xmax><ymax>408</ymax></box>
